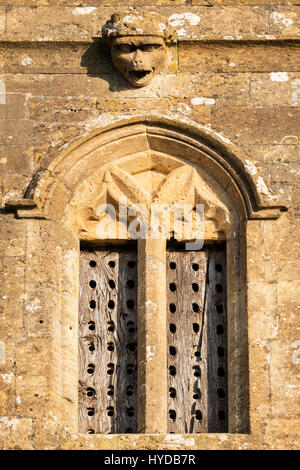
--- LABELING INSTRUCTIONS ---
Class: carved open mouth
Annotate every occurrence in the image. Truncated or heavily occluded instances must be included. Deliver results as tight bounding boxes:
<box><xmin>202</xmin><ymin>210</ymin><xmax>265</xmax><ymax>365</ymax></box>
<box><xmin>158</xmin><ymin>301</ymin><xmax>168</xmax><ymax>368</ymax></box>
<box><xmin>129</xmin><ymin>70</ymin><xmax>152</xmax><ymax>81</ymax></box>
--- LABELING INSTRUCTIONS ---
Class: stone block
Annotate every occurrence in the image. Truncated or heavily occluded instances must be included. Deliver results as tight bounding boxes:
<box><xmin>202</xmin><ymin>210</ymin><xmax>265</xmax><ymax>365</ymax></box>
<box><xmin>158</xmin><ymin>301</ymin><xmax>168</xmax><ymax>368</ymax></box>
<box><xmin>1</xmin><ymin>175</ymin><xmax>31</xmax><ymax>207</ymax></box>
<box><xmin>211</xmin><ymin>106</ymin><xmax>300</xmax><ymax>146</ymax></box>
<box><xmin>0</xmin><ymin>417</ymin><xmax>33</xmax><ymax>450</ymax></box>
<box><xmin>1</xmin><ymin>73</ymin><xmax>51</xmax><ymax>96</ymax></box>
<box><xmin>15</xmin><ymin>374</ymin><xmax>50</xmax><ymax>418</ymax></box>
<box><xmin>269</xmin><ymin>339</ymin><xmax>300</xmax><ymax>417</ymax></box>
<box><xmin>247</xmin><ymin>281</ymin><xmax>279</xmax><ymax>341</ymax></box>
<box><xmin>248</xmin><ymin>343</ymin><xmax>271</xmax><ymax>422</ymax></box>
<box><xmin>0</xmin><ymin>120</ymin><xmax>33</xmax><ymax>147</ymax></box>
<box><xmin>0</xmin><ymin>7</ymin><xmax>4</xmax><ymax>39</ymax></box>
<box><xmin>265</xmin><ymin>418</ymin><xmax>300</xmax><ymax>449</ymax></box>
<box><xmin>5</xmin><ymin>6</ymin><xmax>272</xmax><ymax>42</ymax></box>
<box><xmin>262</xmin><ymin>217</ymin><xmax>300</xmax><ymax>261</ymax></box>
<box><xmin>194</xmin><ymin>73</ymin><xmax>250</xmax><ymax>106</ymax></box>
<box><xmin>270</xmin><ymin>162</ymin><xmax>300</xmax><ymax>185</ymax></box>
<box><xmin>0</xmin><ymin>145</ymin><xmax>33</xmax><ymax>175</ymax></box>
<box><xmin>0</xmin><ymin>94</ymin><xmax>27</xmax><ymax>120</ymax></box>
<box><xmin>179</xmin><ymin>43</ymin><xmax>300</xmax><ymax>73</ymax></box>
<box><xmin>0</xmin><ymin>370</ymin><xmax>15</xmax><ymax>415</ymax></box>
<box><xmin>250</xmin><ymin>72</ymin><xmax>300</xmax><ymax>106</ymax></box>
<box><xmin>16</xmin><ymin>338</ymin><xmax>50</xmax><ymax>376</ymax></box>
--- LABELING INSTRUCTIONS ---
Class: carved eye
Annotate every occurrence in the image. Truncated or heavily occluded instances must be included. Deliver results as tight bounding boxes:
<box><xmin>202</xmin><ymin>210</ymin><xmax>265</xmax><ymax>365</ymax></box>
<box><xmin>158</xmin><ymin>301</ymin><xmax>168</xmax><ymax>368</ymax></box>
<box><xmin>141</xmin><ymin>44</ymin><xmax>162</xmax><ymax>52</ymax></box>
<box><xmin>116</xmin><ymin>44</ymin><xmax>136</xmax><ymax>53</ymax></box>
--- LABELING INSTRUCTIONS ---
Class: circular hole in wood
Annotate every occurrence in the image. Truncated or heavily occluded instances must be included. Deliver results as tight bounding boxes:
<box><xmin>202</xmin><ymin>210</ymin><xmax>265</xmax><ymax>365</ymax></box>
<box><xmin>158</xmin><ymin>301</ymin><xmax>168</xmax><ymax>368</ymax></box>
<box><xmin>216</xmin><ymin>304</ymin><xmax>224</xmax><ymax>314</ymax></box>
<box><xmin>87</xmin><ymin>429</ymin><xmax>95</xmax><ymax>434</ymax></box>
<box><xmin>217</xmin><ymin>325</ymin><xmax>224</xmax><ymax>335</ymax></box>
<box><xmin>89</xmin><ymin>280</ymin><xmax>96</xmax><ymax>288</ymax></box>
<box><xmin>108</xmin><ymin>260</ymin><xmax>115</xmax><ymax>268</ymax></box>
<box><xmin>215</xmin><ymin>263</ymin><xmax>223</xmax><ymax>272</ymax></box>
<box><xmin>87</xmin><ymin>364</ymin><xmax>95</xmax><ymax>375</ymax></box>
<box><xmin>89</xmin><ymin>300</ymin><xmax>96</xmax><ymax>309</ymax></box>
<box><xmin>39</xmin><ymin>320</ymin><xmax>43</xmax><ymax>324</ymax></box>
<box><xmin>169</xmin><ymin>346</ymin><xmax>176</xmax><ymax>356</ymax></box>
<box><xmin>126</xmin><ymin>299</ymin><xmax>134</xmax><ymax>310</ymax></box>
<box><xmin>169</xmin><ymin>262</ymin><xmax>176</xmax><ymax>270</ymax></box>
<box><xmin>88</xmin><ymin>321</ymin><xmax>95</xmax><ymax>331</ymax></box>
<box><xmin>193</xmin><ymin>389</ymin><xmax>201</xmax><ymax>400</ymax></box>
<box><xmin>169</xmin><ymin>303</ymin><xmax>176</xmax><ymax>313</ymax></box>
<box><xmin>169</xmin><ymin>410</ymin><xmax>176</xmax><ymax>420</ymax></box>
<box><xmin>87</xmin><ymin>408</ymin><xmax>94</xmax><ymax>416</ymax></box>
<box><xmin>193</xmin><ymin>365</ymin><xmax>201</xmax><ymax>377</ymax></box>
<box><xmin>217</xmin><ymin>388</ymin><xmax>226</xmax><ymax>399</ymax></box>
<box><xmin>107</xmin><ymin>342</ymin><xmax>114</xmax><ymax>352</ymax></box>
<box><xmin>192</xmin><ymin>303</ymin><xmax>199</xmax><ymax>313</ymax></box>
<box><xmin>194</xmin><ymin>350</ymin><xmax>200</xmax><ymax>358</ymax></box>
<box><xmin>126</xmin><ymin>385</ymin><xmax>133</xmax><ymax>397</ymax></box>
<box><xmin>216</xmin><ymin>284</ymin><xmax>223</xmax><ymax>293</ymax></box>
<box><xmin>127</xmin><ymin>280</ymin><xmax>135</xmax><ymax>289</ymax></box>
<box><xmin>89</xmin><ymin>260</ymin><xmax>96</xmax><ymax>267</ymax></box>
<box><xmin>169</xmin><ymin>387</ymin><xmax>176</xmax><ymax>398</ymax></box>
<box><xmin>127</xmin><ymin>343</ymin><xmax>136</xmax><ymax>352</ymax></box>
<box><xmin>108</xmin><ymin>300</ymin><xmax>115</xmax><ymax>310</ymax></box>
<box><xmin>169</xmin><ymin>283</ymin><xmax>176</xmax><ymax>292</ymax></box>
<box><xmin>192</xmin><ymin>283</ymin><xmax>199</xmax><ymax>292</ymax></box>
<box><xmin>107</xmin><ymin>406</ymin><xmax>114</xmax><ymax>416</ymax></box>
<box><xmin>107</xmin><ymin>386</ymin><xmax>114</xmax><ymax>397</ymax></box>
<box><xmin>126</xmin><ymin>407</ymin><xmax>134</xmax><ymax>418</ymax></box>
<box><xmin>218</xmin><ymin>410</ymin><xmax>226</xmax><ymax>421</ymax></box>
<box><xmin>128</xmin><ymin>261</ymin><xmax>136</xmax><ymax>268</ymax></box>
<box><xmin>193</xmin><ymin>323</ymin><xmax>199</xmax><ymax>333</ymax></box>
<box><xmin>89</xmin><ymin>343</ymin><xmax>95</xmax><ymax>352</ymax></box>
<box><xmin>87</xmin><ymin>387</ymin><xmax>95</xmax><ymax>398</ymax></box>
<box><xmin>195</xmin><ymin>410</ymin><xmax>202</xmax><ymax>421</ymax></box>
<box><xmin>108</xmin><ymin>279</ymin><xmax>115</xmax><ymax>289</ymax></box>
<box><xmin>217</xmin><ymin>346</ymin><xmax>225</xmax><ymax>357</ymax></box>
<box><xmin>107</xmin><ymin>321</ymin><xmax>115</xmax><ymax>332</ymax></box>
<box><xmin>169</xmin><ymin>365</ymin><xmax>176</xmax><ymax>376</ymax></box>
<box><xmin>127</xmin><ymin>364</ymin><xmax>134</xmax><ymax>375</ymax></box>
<box><xmin>127</xmin><ymin>321</ymin><xmax>135</xmax><ymax>333</ymax></box>
<box><xmin>218</xmin><ymin>367</ymin><xmax>225</xmax><ymax>377</ymax></box>
<box><xmin>169</xmin><ymin>323</ymin><xmax>176</xmax><ymax>333</ymax></box>
<box><xmin>192</xmin><ymin>263</ymin><xmax>199</xmax><ymax>271</ymax></box>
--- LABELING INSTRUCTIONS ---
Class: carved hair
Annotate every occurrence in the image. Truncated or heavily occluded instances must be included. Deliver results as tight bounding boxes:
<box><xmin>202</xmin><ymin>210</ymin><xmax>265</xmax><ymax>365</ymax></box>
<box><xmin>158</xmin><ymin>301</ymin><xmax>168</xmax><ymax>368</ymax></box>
<box><xmin>102</xmin><ymin>10</ymin><xmax>176</xmax><ymax>44</ymax></box>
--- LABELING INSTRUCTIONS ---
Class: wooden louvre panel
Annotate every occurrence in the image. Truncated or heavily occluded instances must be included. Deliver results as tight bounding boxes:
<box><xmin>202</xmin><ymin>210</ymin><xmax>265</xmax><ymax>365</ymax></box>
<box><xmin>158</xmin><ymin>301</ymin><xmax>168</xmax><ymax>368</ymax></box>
<box><xmin>167</xmin><ymin>246</ymin><xmax>228</xmax><ymax>433</ymax></box>
<box><xmin>78</xmin><ymin>249</ymin><xmax>138</xmax><ymax>434</ymax></box>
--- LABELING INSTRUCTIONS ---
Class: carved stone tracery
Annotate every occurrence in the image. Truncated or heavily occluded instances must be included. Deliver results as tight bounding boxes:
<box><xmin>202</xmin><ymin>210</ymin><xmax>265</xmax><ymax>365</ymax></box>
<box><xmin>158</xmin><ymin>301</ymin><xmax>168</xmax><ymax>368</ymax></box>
<box><xmin>66</xmin><ymin>151</ymin><xmax>232</xmax><ymax>243</ymax></box>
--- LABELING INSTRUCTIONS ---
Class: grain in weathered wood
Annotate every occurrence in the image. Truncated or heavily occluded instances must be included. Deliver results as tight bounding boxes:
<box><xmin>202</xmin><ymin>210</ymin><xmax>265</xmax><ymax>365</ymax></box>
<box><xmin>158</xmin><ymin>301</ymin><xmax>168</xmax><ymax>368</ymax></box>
<box><xmin>206</xmin><ymin>247</ymin><xmax>228</xmax><ymax>432</ymax></box>
<box><xmin>166</xmin><ymin>250</ymin><xmax>208</xmax><ymax>433</ymax></box>
<box><xmin>78</xmin><ymin>249</ymin><xmax>138</xmax><ymax>434</ymax></box>
<box><xmin>166</xmin><ymin>246</ymin><xmax>228</xmax><ymax>433</ymax></box>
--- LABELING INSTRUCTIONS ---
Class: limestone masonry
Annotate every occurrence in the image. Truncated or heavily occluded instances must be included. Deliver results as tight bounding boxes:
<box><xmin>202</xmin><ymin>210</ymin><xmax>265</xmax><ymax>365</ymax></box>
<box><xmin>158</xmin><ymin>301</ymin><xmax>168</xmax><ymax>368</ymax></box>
<box><xmin>0</xmin><ymin>0</ymin><xmax>299</xmax><ymax>450</ymax></box>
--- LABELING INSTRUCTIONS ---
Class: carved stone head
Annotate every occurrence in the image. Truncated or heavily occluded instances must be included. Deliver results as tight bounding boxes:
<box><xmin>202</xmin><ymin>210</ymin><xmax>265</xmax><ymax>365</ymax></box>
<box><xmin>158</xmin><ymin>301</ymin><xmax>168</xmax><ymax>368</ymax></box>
<box><xmin>102</xmin><ymin>11</ymin><xmax>176</xmax><ymax>87</ymax></box>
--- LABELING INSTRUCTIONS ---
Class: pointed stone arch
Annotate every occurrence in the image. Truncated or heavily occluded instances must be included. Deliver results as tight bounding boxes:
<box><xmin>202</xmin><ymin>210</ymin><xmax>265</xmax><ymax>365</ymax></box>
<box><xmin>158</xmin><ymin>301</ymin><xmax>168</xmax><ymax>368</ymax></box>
<box><xmin>4</xmin><ymin>114</ymin><xmax>287</xmax><ymax>439</ymax></box>
<box><xmin>21</xmin><ymin>115</ymin><xmax>286</xmax><ymax>224</ymax></box>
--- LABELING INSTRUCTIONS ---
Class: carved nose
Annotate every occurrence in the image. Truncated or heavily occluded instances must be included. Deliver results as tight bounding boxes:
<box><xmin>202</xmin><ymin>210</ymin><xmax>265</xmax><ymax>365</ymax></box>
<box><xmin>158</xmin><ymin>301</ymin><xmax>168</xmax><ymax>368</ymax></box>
<box><xmin>133</xmin><ymin>49</ymin><xmax>143</xmax><ymax>66</ymax></box>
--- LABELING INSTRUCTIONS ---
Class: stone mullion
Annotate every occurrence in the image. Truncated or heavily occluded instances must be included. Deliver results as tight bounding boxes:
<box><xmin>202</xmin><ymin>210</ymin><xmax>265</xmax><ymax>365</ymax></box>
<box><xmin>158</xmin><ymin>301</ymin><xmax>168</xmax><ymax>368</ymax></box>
<box><xmin>137</xmin><ymin>238</ymin><xmax>167</xmax><ymax>433</ymax></box>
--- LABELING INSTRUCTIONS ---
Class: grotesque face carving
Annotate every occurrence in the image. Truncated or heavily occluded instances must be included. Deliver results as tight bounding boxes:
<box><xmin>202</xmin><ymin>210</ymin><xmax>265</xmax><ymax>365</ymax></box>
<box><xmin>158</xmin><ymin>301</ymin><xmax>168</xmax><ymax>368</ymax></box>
<box><xmin>102</xmin><ymin>11</ymin><xmax>176</xmax><ymax>87</ymax></box>
<box><xmin>111</xmin><ymin>35</ymin><xmax>166</xmax><ymax>87</ymax></box>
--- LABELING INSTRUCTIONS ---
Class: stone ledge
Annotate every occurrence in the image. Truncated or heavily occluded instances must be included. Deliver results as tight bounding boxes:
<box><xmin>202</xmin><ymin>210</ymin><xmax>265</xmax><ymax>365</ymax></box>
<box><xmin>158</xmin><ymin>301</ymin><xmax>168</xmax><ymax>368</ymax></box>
<box><xmin>1</xmin><ymin>6</ymin><xmax>299</xmax><ymax>42</ymax></box>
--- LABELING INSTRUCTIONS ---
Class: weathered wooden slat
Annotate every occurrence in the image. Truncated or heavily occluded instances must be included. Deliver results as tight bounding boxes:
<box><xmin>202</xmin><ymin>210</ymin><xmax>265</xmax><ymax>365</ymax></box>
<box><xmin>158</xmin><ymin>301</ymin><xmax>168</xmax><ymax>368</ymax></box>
<box><xmin>78</xmin><ymin>249</ymin><xmax>138</xmax><ymax>434</ymax></box>
<box><xmin>207</xmin><ymin>247</ymin><xmax>228</xmax><ymax>432</ymax></box>
<box><xmin>166</xmin><ymin>246</ymin><xmax>227</xmax><ymax>433</ymax></box>
<box><xmin>166</xmin><ymin>250</ymin><xmax>208</xmax><ymax>433</ymax></box>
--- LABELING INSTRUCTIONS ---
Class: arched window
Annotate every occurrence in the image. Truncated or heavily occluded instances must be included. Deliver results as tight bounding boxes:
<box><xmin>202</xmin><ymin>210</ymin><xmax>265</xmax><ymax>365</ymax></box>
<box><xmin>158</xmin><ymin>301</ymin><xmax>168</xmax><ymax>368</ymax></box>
<box><xmin>12</xmin><ymin>117</ymin><xmax>285</xmax><ymax>438</ymax></box>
